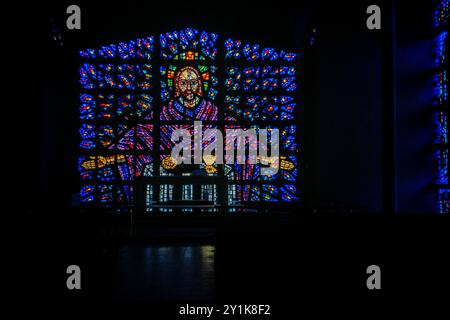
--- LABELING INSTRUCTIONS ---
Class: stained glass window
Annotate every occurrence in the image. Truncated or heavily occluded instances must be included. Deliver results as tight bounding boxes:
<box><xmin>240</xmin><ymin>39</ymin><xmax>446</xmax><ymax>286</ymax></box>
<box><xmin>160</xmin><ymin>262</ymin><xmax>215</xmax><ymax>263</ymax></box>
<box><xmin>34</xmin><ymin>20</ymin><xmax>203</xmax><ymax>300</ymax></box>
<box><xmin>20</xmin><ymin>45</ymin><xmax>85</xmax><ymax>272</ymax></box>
<box><xmin>78</xmin><ymin>29</ymin><xmax>300</xmax><ymax>210</ymax></box>
<box><xmin>433</xmin><ymin>1</ymin><xmax>449</xmax><ymax>213</ymax></box>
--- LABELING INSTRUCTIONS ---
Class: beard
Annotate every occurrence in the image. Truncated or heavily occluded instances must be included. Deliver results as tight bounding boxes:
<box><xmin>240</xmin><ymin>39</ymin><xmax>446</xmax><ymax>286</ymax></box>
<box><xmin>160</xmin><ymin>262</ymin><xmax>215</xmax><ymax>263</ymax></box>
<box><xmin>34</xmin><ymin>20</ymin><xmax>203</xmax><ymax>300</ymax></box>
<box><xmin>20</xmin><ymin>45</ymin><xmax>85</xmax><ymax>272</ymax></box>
<box><xmin>179</xmin><ymin>92</ymin><xmax>200</xmax><ymax>108</ymax></box>
<box><xmin>183</xmin><ymin>91</ymin><xmax>195</xmax><ymax>101</ymax></box>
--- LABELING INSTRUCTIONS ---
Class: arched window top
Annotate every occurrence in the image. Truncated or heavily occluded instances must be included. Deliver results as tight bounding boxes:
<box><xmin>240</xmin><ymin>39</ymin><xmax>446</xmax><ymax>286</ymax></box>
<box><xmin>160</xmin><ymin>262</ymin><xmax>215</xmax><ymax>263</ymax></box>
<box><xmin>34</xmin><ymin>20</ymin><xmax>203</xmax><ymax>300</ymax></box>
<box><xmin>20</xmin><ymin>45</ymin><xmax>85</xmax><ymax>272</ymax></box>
<box><xmin>80</xmin><ymin>28</ymin><xmax>298</xmax><ymax>62</ymax></box>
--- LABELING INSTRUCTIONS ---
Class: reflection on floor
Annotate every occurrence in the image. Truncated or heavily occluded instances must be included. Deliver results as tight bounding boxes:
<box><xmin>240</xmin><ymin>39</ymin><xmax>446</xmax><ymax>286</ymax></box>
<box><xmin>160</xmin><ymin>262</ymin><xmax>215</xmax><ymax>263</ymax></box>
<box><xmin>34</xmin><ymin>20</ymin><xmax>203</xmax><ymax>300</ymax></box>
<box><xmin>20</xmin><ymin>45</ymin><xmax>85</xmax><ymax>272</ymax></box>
<box><xmin>19</xmin><ymin>212</ymin><xmax>450</xmax><ymax>304</ymax></box>
<box><xmin>111</xmin><ymin>244</ymin><xmax>215</xmax><ymax>300</ymax></box>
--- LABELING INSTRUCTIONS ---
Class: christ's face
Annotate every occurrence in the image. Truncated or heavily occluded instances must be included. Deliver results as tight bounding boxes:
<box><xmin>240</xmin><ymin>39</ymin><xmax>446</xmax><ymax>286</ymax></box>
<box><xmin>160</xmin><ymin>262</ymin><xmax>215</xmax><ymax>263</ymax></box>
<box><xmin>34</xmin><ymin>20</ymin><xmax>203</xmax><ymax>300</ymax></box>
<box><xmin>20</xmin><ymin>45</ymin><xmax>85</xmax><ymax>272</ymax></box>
<box><xmin>177</xmin><ymin>68</ymin><xmax>200</xmax><ymax>102</ymax></box>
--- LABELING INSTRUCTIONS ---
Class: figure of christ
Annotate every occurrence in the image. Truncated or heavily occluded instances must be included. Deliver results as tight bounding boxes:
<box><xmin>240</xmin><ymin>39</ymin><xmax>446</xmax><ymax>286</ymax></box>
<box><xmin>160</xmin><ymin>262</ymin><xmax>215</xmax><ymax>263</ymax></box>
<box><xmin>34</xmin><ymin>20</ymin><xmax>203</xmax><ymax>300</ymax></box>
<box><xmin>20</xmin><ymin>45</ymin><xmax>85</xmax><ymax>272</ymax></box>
<box><xmin>80</xmin><ymin>65</ymin><xmax>220</xmax><ymax>203</ymax></box>
<box><xmin>158</xmin><ymin>65</ymin><xmax>219</xmax><ymax>179</ymax></box>
<box><xmin>160</xmin><ymin>66</ymin><xmax>218</xmax><ymax>121</ymax></box>
<box><xmin>158</xmin><ymin>66</ymin><xmax>219</xmax><ymax>202</ymax></box>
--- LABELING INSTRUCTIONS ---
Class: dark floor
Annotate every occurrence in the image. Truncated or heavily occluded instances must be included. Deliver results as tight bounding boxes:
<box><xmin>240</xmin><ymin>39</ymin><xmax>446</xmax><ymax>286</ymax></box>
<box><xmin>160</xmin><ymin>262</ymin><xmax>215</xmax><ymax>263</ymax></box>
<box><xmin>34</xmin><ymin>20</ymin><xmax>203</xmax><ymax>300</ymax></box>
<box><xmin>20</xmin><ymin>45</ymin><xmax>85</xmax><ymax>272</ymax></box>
<box><xmin>110</xmin><ymin>244</ymin><xmax>215</xmax><ymax>300</ymax></box>
<box><xmin>11</xmin><ymin>210</ymin><xmax>450</xmax><ymax>311</ymax></box>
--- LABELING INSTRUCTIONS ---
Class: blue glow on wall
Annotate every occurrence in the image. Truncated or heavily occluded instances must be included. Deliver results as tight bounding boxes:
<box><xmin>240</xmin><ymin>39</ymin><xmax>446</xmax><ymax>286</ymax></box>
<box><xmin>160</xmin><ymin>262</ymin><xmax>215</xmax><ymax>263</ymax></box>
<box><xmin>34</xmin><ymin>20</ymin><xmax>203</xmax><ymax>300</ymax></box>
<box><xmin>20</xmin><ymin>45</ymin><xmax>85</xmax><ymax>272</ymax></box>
<box><xmin>434</xmin><ymin>0</ymin><xmax>449</xmax><ymax>213</ymax></box>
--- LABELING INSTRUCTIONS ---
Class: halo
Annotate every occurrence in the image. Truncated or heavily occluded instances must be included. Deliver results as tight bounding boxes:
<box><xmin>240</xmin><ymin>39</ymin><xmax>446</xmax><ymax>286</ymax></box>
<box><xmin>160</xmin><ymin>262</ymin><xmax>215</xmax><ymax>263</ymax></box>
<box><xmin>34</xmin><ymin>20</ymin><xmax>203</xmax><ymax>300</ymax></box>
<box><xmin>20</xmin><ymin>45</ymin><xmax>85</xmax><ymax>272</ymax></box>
<box><xmin>160</xmin><ymin>51</ymin><xmax>218</xmax><ymax>102</ymax></box>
